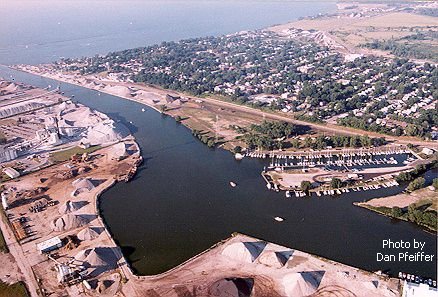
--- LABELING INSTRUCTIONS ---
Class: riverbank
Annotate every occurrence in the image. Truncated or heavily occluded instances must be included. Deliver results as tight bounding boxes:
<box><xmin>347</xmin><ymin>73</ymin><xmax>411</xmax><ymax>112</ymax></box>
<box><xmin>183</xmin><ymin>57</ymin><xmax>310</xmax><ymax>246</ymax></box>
<box><xmin>355</xmin><ymin>186</ymin><xmax>438</xmax><ymax>232</ymax></box>
<box><xmin>10</xmin><ymin>65</ymin><xmax>438</xmax><ymax>152</ymax></box>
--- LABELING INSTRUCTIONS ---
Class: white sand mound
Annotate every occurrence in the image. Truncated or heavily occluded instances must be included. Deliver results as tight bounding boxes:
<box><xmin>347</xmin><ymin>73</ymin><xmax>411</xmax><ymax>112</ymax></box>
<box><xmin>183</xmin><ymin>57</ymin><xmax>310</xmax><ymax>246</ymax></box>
<box><xmin>4</xmin><ymin>83</ymin><xmax>19</xmax><ymax>92</ymax></box>
<box><xmin>62</xmin><ymin>106</ymin><xmax>101</xmax><ymax>126</ymax></box>
<box><xmin>58</xmin><ymin>200</ymin><xmax>82</xmax><ymax>214</ymax></box>
<box><xmin>282</xmin><ymin>272</ymin><xmax>324</xmax><ymax>297</ymax></box>
<box><xmin>221</xmin><ymin>241</ymin><xmax>266</xmax><ymax>263</ymax></box>
<box><xmin>108</xmin><ymin>142</ymin><xmax>127</xmax><ymax>159</ymax></box>
<box><xmin>75</xmin><ymin>249</ymin><xmax>92</xmax><ymax>261</ymax></box>
<box><xmin>77</xmin><ymin>227</ymin><xmax>100</xmax><ymax>241</ymax></box>
<box><xmin>71</xmin><ymin>177</ymin><xmax>95</xmax><ymax>196</ymax></box>
<box><xmin>86</xmin><ymin>248</ymin><xmax>109</xmax><ymax>267</ymax></box>
<box><xmin>72</xmin><ymin>177</ymin><xmax>95</xmax><ymax>190</ymax></box>
<box><xmin>51</xmin><ymin>214</ymin><xmax>88</xmax><ymax>232</ymax></box>
<box><xmin>258</xmin><ymin>250</ymin><xmax>293</xmax><ymax>268</ymax></box>
<box><xmin>222</xmin><ymin>243</ymin><xmax>253</xmax><ymax>263</ymax></box>
<box><xmin>83</xmin><ymin>120</ymin><xmax>127</xmax><ymax>145</ymax></box>
<box><xmin>103</xmin><ymin>85</ymin><xmax>132</xmax><ymax>98</ymax></box>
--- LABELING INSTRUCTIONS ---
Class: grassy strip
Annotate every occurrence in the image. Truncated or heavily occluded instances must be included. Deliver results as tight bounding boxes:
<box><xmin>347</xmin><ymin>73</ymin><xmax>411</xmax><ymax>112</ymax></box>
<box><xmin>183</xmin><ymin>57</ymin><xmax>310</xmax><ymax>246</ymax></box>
<box><xmin>0</xmin><ymin>281</ymin><xmax>29</xmax><ymax>297</ymax></box>
<box><xmin>50</xmin><ymin>145</ymin><xmax>102</xmax><ymax>162</ymax></box>
<box><xmin>0</xmin><ymin>207</ymin><xmax>9</xmax><ymax>253</ymax></box>
<box><xmin>0</xmin><ymin>228</ymin><xmax>8</xmax><ymax>254</ymax></box>
<box><xmin>356</xmin><ymin>203</ymin><xmax>437</xmax><ymax>232</ymax></box>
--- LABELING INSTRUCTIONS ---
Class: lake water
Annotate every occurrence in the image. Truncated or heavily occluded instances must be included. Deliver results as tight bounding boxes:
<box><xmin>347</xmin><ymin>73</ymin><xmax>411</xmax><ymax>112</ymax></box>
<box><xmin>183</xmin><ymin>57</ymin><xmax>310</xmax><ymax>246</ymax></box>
<box><xmin>0</xmin><ymin>1</ymin><xmax>436</xmax><ymax>279</ymax></box>
<box><xmin>1</xmin><ymin>0</ymin><xmax>334</xmax><ymax>65</ymax></box>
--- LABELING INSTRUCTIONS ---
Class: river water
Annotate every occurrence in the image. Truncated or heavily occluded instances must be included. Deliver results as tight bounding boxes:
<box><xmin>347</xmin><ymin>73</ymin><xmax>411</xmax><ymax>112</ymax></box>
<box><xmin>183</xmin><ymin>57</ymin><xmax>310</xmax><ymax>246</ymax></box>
<box><xmin>0</xmin><ymin>1</ymin><xmax>436</xmax><ymax>278</ymax></box>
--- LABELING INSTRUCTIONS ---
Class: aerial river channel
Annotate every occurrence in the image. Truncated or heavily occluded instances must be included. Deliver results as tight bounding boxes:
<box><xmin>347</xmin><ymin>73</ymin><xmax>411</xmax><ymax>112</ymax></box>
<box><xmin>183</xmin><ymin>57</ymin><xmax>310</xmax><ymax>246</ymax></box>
<box><xmin>0</xmin><ymin>66</ymin><xmax>436</xmax><ymax>278</ymax></box>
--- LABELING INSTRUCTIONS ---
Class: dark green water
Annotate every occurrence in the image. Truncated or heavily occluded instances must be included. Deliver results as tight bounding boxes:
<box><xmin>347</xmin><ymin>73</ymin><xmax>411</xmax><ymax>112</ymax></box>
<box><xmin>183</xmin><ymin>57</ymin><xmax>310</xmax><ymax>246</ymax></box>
<box><xmin>1</xmin><ymin>66</ymin><xmax>436</xmax><ymax>279</ymax></box>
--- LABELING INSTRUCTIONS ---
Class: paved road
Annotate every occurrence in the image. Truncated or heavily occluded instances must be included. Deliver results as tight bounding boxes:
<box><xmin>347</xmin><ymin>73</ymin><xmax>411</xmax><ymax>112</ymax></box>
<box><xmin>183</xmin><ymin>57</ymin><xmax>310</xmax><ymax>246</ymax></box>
<box><xmin>0</xmin><ymin>216</ymin><xmax>39</xmax><ymax>297</ymax></box>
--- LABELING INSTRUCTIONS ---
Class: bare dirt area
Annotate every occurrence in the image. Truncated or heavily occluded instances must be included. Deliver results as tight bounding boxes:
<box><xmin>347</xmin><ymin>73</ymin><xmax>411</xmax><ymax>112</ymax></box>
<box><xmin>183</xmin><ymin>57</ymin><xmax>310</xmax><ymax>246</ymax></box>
<box><xmin>124</xmin><ymin>233</ymin><xmax>400</xmax><ymax>297</ymax></box>
<box><xmin>362</xmin><ymin>187</ymin><xmax>438</xmax><ymax>210</ymax></box>
<box><xmin>0</xmin><ymin>252</ymin><xmax>24</xmax><ymax>284</ymax></box>
<box><xmin>1</xmin><ymin>140</ymin><xmax>141</xmax><ymax>297</ymax></box>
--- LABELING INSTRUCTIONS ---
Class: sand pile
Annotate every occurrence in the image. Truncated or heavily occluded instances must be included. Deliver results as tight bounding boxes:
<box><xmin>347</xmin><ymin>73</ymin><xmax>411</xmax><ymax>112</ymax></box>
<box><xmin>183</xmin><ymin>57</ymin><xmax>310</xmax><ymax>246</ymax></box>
<box><xmin>58</xmin><ymin>200</ymin><xmax>83</xmax><ymax>214</ymax></box>
<box><xmin>75</xmin><ymin>249</ymin><xmax>91</xmax><ymax>261</ymax></box>
<box><xmin>209</xmin><ymin>278</ymin><xmax>254</xmax><ymax>297</ymax></box>
<box><xmin>75</xmin><ymin>247</ymin><xmax>119</xmax><ymax>277</ymax></box>
<box><xmin>282</xmin><ymin>271</ymin><xmax>325</xmax><ymax>297</ymax></box>
<box><xmin>62</xmin><ymin>106</ymin><xmax>101</xmax><ymax>126</ymax></box>
<box><xmin>83</xmin><ymin>120</ymin><xmax>128</xmax><ymax>145</ymax></box>
<box><xmin>4</xmin><ymin>82</ymin><xmax>20</xmax><ymax>92</ymax></box>
<box><xmin>51</xmin><ymin>214</ymin><xmax>88</xmax><ymax>232</ymax></box>
<box><xmin>108</xmin><ymin>142</ymin><xmax>127</xmax><ymax>160</ymax></box>
<box><xmin>77</xmin><ymin>227</ymin><xmax>100</xmax><ymax>241</ymax></box>
<box><xmin>258</xmin><ymin>250</ymin><xmax>293</xmax><ymax>268</ymax></box>
<box><xmin>221</xmin><ymin>241</ymin><xmax>267</xmax><ymax>263</ymax></box>
<box><xmin>71</xmin><ymin>177</ymin><xmax>95</xmax><ymax>196</ymax></box>
<box><xmin>103</xmin><ymin>85</ymin><xmax>132</xmax><ymax>98</ymax></box>
<box><xmin>85</xmin><ymin>248</ymin><xmax>109</xmax><ymax>267</ymax></box>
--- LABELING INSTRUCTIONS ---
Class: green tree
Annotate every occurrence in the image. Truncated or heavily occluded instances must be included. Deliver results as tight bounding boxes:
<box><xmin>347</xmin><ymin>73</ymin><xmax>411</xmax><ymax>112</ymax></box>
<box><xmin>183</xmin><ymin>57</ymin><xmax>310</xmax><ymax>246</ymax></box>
<box><xmin>233</xmin><ymin>146</ymin><xmax>242</xmax><ymax>153</ymax></box>
<box><xmin>330</xmin><ymin>178</ymin><xmax>343</xmax><ymax>189</ymax></box>
<box><xmin>301</xmin><ymin>181</ymin><xmax>312</xmax><ymax>193</ymax></box>
<box><xmin>433</xmin><ymin>178</ymin><xmax>438</xmax><ymax>191</ymax></box>
<box><xmin>406</xmin><ymin>177</ymin><xmax>425</xmax><ymax>192</ymax></box>
<box><xmin>391</xmin><ymin>207</ymin><xmax>403</xmax><ymax>217</ymax></box>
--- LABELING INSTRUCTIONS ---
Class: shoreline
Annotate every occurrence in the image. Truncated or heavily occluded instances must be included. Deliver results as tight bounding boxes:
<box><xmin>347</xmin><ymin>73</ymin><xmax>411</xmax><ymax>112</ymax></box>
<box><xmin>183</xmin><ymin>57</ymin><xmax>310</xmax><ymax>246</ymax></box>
<box><xmin>0</xmin><ymin>68</ymin><xmax>432</xmax><ymax>297</ymax></box>
<box><xmin>354</xmin><ymin>202</ymin><xmax>437</xmax><ymax>233</ymax></box>
<box><xmin>7</xmin><ymin>65</ymin><xmax>438</xmax><ymax>151</ymax></box>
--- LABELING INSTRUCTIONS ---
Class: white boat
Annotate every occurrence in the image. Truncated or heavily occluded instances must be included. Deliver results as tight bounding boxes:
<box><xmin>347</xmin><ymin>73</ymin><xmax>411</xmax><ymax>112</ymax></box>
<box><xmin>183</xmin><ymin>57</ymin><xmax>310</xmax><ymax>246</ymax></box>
<box><xmin>285</xmin><ymin>191</ymin><xmax>291</xmax><ymax>198</ymax></box>
<box><xmin>266</xmin><ymin>183</ymin><xmax>272</xmax><ymax>190</ymax></box>
<box><xmin>234</xmin><ymin>153</ymin><xmax>244</xmax><ymax>160</ymax></box>
<box><xmin>274</xmin><ymin>216</ymin><xmax>284</xmax><ymax>222</ymax></box>
<box><xmin>229</xmin><ymin>181</ymin><xmax>237</xmax><ymax>187</ymax></box>
<box><xmin>141</xmin><ymin>108</ymin><xmax>145</xmax><ymax>112</ymax></box>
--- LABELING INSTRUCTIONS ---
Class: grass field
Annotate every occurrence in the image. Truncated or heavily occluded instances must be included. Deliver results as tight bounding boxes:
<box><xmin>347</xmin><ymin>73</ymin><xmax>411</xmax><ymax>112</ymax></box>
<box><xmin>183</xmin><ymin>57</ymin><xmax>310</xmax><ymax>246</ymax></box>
<box><xmin>0</xmin><ymin>281</ymin><xmax>29</xmax><ymax>297</ymax></box>
<box><xmin>0</xmin><ymin>208</ymin><xmax>9</xmax><ymax>253</ymax></box>
<box><xmin>50</xmin><ymin>145</ymin><xmax>102</xmax><ymax>162</ymax></box>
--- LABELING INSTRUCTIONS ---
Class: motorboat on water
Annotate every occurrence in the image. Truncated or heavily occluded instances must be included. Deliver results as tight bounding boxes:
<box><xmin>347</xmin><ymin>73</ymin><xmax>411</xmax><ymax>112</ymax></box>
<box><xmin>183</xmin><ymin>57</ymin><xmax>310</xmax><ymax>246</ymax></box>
<box><xmin>229</xmin><ymin>181</ymin><xmax>237</xmax><ymax>187</ymax></box>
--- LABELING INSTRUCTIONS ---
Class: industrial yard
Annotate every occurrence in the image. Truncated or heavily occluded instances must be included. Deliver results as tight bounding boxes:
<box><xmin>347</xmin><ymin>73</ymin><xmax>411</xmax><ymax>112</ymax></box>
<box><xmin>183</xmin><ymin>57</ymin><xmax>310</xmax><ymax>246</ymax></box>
<box><xmin>1</xmin><ymin>141</ymin><xmax>141</xmax><ymax>296</ymax></box>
